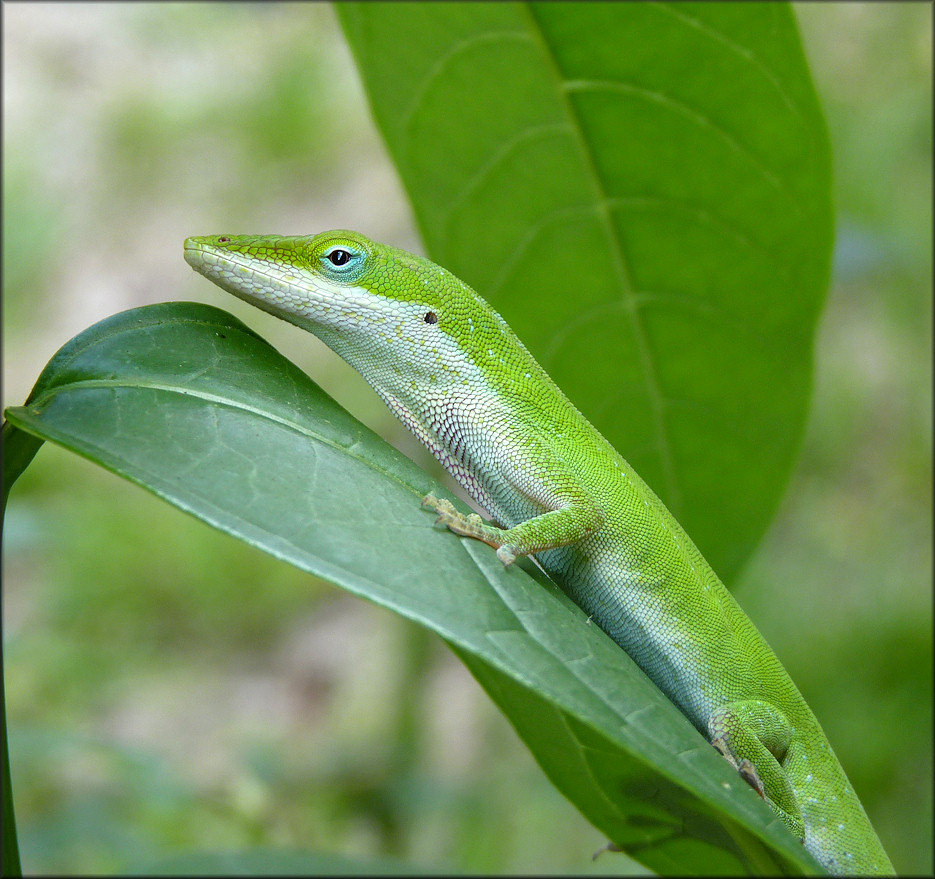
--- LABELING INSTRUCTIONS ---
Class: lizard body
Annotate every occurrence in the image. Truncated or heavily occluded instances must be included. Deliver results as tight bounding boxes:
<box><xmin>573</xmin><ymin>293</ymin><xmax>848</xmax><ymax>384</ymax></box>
<box><xmin>184</xmin><ymin>230</ymin><xmax>893</xmax><ymax>875</ymax></box>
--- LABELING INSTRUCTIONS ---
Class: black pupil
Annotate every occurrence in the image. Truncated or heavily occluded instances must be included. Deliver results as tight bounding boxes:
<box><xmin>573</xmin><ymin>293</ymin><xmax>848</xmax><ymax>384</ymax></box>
<box><xmin>329</xmin><ymin>249</ymin><xmax>351</xmax><ymax>266</ymax></box>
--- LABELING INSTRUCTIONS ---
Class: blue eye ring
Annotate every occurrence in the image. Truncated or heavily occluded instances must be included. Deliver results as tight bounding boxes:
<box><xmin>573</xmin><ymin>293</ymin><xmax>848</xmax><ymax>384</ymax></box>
<box><xmin>317</xmin><ymin>241</ymin><xmax>367</xmax><ymax>282</ymax></box>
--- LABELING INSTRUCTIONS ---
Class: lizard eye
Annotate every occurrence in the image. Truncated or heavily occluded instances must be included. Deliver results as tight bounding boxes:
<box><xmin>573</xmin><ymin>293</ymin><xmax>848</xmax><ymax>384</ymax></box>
<box><xmin>318</xmin><ymin>243</ymin><xmax>366</xmax><ymax>281</ymax></box>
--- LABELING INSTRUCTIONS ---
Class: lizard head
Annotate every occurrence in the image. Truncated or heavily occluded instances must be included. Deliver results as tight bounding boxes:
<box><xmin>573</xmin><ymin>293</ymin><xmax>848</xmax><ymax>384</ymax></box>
<box><xmin>184</xmin><ymin>229</ymin><xmax>526</xmax><ymax>392</ymax></box>
<box><xmin>185</xmin><ymin>230</ymin><xmax>468</xmax><ymax>333</ymax></box>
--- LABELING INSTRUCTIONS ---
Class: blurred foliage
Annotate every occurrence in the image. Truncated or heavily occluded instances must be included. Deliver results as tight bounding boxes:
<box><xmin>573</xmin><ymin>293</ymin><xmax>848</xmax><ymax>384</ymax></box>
<box><xmin>2</xmin><ymin>2</ymin><xmax>931</xmax><ymax>875</ymax></box>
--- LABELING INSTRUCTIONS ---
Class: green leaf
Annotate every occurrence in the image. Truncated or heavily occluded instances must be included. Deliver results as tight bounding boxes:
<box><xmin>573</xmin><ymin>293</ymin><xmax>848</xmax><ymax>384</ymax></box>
<box><xmin>3</xmin><ymin>303</ymin><xmax>822</xmax><ymax>875</ymax></box>
<box><xmin>2</xmin><ymin>711</ymin><xmax>21</xmax><ymax>877</ymax></box>
<box><xmin>336</xmin><ymin>1</ymin><xmax>833</xmax><ymax>582</ymax></box>
<box><xmin>1</xmin><ymin>423</ymin><xmax>35</xmax><ymax>879</ymax></box>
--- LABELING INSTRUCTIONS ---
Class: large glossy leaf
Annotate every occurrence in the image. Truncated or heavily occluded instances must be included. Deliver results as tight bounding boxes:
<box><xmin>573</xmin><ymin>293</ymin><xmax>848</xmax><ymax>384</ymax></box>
<box><xmin>337</xmin><ymin>2</ymin><xmax>833</xmax><ymax>582</ymax></box>
<box><xmin>2</xmin><ymin>303</ymin><xmax>821</xmax><ymax>875</ymax></box>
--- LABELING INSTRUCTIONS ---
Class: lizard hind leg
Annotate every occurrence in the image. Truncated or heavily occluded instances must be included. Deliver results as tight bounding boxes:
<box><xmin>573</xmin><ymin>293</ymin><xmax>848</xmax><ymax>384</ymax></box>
<box><xmin>709</xmin><ymin>699</ymin><xmax>804</xmax><ymax>841</ymax></box>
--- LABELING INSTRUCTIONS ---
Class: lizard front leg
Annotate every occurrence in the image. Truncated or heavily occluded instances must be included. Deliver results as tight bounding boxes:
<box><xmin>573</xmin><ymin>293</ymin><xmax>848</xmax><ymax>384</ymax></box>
<box><xmin>422</xmin><ymin>494</ymin><xmax>602</xmax><ymax>565</ymax></box>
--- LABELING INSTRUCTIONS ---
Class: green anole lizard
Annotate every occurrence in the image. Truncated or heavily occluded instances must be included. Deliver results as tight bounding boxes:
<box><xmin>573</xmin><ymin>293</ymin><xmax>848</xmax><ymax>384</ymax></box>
<box><xmin>184</xmin><ymin>230</ymin><xmax>894</xmax><ymax>875</ymax></box>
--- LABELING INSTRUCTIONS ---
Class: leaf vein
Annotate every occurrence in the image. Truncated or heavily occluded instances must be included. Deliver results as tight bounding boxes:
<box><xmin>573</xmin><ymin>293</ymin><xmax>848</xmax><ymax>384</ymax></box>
<box><xmin>524</xmin><ymin>5</ymin><xmax>684</xmax><ymax>515</ymax></box>
<box><xmin>653</xmin><ymin>2</ymin><xmax>812</xmax><ymax>133</ymax></box>
<box><xmin>441</xmin><ymin>122</ymin><xmax>574</xmax><ymax>239</ymax></box>
<box><xmin>563</xmin><ymin>78</ymin><xmax>804</xmax><ymax>217</ymax></box>
<box><xmin>401</xmin><ymin>30</ymin><xmax>535</xmax><ymax>135</ymax></box>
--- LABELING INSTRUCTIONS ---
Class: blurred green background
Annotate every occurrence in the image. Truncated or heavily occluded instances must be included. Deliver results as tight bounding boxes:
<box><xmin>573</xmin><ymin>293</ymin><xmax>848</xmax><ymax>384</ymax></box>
<box><xmin>2</xmin><ymin>3</ymin><xmax>931</xmax><ymax>874</ymax></box>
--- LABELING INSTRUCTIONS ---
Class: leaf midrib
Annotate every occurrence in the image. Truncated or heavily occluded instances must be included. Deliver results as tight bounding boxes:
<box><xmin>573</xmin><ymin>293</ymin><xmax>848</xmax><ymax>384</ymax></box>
<box><xmin>521</xmin><ymin>2</ymin><xmax>682</xmax><ymax>515</ymax></box>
